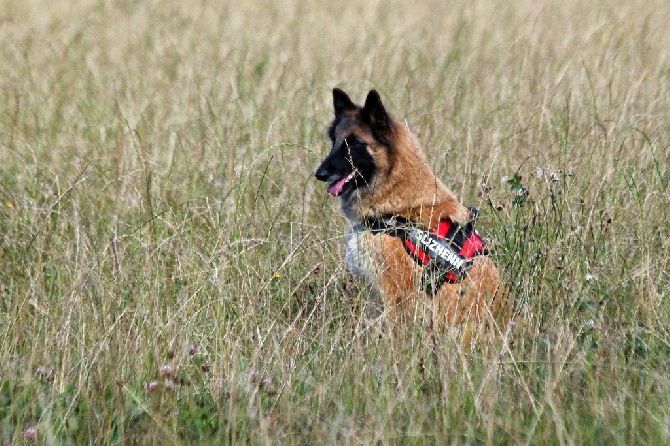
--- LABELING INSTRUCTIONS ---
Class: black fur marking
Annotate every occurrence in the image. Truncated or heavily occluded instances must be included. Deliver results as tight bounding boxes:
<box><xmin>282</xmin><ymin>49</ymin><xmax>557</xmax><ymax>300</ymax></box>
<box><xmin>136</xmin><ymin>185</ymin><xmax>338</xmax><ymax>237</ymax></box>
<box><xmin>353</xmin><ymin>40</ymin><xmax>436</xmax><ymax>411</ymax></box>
<box><xmin>362</xmin><ymin>90</ymin><xmax>389</xmax><ymax>130</ymax></box>
<box><xmin>361</xmin><ymin>90</ymin><xmax>395</xmax><ymax>147</ymax></box>
<box><xmin>326</xmin><ymin>119</ymin><xmax>339</xmax><ymax>143</ymax></box>
<box><xmin>315</xmin><ymin>132</ymin><xmax>376</xmax><ymax>196</ymax></box>
<box><xmin>333</xmin><ymin>88</ymin><xmax>357</xmax><ymax>118</ymax></box>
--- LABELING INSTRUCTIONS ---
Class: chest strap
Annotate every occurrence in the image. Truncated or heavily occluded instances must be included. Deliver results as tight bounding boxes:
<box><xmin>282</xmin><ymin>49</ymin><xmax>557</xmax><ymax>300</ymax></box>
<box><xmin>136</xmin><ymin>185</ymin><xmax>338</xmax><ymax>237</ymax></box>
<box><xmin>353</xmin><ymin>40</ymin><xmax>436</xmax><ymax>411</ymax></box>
<box><xmin>359</xmin><ymin>207</ymin><xmax>489</xmax><ymax>295</ymax></box>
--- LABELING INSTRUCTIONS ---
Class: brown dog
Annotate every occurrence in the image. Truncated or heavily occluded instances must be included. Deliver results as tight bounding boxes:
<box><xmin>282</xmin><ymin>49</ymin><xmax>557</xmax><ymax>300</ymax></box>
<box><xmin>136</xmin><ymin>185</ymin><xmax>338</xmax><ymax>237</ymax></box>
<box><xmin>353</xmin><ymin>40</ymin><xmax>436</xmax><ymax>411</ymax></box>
<box><xmin>315</xmin><ymin>88</ymin><xmax>509</xmax><ymax>334</ymax></box>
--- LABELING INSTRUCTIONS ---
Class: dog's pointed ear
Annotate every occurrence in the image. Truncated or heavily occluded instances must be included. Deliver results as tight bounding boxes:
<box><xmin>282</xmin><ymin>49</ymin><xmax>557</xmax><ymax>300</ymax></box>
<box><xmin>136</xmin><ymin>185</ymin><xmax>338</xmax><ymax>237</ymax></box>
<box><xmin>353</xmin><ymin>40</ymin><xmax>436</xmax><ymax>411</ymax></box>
<box><xmin>333</xmin><ymin>88</ymin><xmax>357</xmax><ymax>118</ymax></box>
<box><xmin>362</xmin><ymin>90</ymin><xmax>391</xmax><ymax>132</ymax></box>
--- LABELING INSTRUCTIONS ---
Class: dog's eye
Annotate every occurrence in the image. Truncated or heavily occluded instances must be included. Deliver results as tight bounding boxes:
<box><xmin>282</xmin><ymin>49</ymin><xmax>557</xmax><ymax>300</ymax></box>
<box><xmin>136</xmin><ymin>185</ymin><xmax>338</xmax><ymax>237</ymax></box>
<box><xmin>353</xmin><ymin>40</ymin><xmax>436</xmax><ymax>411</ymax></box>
<box><xmin>344</xmin><ymin>137</ymin><xmax>365</xmax><ymax>148</ymax></box>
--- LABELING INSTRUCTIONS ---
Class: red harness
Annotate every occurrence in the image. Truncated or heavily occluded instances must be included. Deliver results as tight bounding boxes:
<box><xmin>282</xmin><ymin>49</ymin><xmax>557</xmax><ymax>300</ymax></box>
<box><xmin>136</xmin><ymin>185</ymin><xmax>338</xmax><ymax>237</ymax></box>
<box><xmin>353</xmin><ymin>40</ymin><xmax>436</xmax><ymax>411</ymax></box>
<box><xmin>361</xmin><ymin>207</ymin><xmax>489</xmax><ymax>294</ymax></box>
<box><xmin>402</xmin><ymin>217</ymin><xmax>488</xmax><ymax>283</ymax></box>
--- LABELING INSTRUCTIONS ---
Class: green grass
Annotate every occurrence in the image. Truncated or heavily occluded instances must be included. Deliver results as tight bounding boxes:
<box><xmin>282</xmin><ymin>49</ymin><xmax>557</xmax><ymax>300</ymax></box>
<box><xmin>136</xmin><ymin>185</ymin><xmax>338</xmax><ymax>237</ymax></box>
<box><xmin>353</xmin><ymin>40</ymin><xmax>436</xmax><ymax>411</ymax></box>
<box><xmin>1</xmin><ymin>0</ymin><xmax>670</xmax><ymax>443</ymax></box>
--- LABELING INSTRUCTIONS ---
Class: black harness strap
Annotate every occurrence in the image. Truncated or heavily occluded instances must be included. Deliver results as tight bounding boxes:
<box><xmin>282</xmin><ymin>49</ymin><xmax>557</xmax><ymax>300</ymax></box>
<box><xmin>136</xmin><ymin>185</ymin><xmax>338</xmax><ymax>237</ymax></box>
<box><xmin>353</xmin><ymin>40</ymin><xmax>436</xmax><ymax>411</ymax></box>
<box><xmin>360</xmin><ymin>207</ymin><xmax>489</xmax><ymax>296</ymax></box>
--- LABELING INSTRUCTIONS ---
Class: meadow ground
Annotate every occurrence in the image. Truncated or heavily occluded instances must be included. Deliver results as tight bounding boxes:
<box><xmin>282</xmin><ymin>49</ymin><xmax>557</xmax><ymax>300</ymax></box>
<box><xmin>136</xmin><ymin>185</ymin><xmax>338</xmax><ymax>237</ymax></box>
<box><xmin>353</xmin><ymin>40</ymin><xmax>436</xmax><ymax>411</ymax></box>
<box><xmin>1</xmin><ymin>0</ymin><xmax>669</xmax><ymax>443</ymax></box>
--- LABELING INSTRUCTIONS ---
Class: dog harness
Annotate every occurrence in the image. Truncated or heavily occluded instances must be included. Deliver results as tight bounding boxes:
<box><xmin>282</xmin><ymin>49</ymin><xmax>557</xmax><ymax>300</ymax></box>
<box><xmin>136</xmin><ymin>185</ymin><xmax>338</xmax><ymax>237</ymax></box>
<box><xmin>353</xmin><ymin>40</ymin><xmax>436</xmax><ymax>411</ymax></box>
<box><xmin>359</xmin><ymin>207</ymin><xmax>489</xmax><ymax>295</ymax></box>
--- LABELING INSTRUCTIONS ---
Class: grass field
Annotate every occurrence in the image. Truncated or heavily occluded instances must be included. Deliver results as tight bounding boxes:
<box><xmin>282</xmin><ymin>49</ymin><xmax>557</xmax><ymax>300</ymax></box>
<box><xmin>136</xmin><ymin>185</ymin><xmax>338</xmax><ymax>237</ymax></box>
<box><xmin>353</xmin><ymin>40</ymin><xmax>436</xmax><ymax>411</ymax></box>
<box><xmin>1</xmin><ymin>0</ymin><xmax>670</xmax><ymax>443</ymax></box>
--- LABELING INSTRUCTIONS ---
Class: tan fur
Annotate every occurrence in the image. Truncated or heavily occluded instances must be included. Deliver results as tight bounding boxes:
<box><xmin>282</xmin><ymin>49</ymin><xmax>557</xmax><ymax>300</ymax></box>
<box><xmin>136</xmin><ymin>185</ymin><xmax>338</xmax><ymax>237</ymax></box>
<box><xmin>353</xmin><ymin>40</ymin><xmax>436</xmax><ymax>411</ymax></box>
<box><xmin>359</xmin><ymin>144</ymin><xmax>510</xmax><ymax>334</ymax></box>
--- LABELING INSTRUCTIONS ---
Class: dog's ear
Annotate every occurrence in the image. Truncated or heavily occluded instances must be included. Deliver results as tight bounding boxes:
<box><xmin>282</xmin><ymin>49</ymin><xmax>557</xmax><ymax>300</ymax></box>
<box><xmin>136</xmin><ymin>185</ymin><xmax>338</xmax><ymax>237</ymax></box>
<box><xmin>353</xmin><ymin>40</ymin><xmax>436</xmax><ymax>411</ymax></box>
<box><xmin>333</xmin><ymin>88</ymin><xmax>357</xmax><ymax>118</ymax></box>
<box><xmin>362</xmin><ymin>90</ymin><xmax>392</xmax><ymax>133</ymax></box>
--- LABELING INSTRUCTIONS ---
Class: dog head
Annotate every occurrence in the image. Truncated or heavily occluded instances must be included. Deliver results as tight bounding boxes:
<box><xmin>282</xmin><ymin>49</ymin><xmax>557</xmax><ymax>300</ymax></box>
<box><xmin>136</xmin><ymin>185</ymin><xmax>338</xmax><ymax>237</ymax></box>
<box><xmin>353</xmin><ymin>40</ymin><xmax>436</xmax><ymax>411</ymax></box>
<box><xmin>315</xmin><ymin>88</ymin><xmax>396</xmax><ymax>211</ymax></box>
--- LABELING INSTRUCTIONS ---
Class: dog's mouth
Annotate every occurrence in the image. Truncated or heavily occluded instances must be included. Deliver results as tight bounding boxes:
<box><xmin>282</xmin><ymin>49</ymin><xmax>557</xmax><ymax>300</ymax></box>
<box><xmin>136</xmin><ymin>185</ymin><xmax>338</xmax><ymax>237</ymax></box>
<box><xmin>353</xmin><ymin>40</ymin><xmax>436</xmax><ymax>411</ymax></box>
<box><xmin>326</xmin><ymin>170</ymin><xmax>358</xmax><ymax>197</ymax></box>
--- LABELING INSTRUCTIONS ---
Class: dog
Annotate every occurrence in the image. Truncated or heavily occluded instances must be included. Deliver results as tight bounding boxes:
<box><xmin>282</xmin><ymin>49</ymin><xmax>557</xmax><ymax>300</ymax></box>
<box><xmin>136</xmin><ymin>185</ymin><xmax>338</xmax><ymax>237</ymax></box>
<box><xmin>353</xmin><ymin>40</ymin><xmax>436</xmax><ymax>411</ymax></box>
<box><xmin>315</xmin><ymin>88</ymin><xmax>509</xmax><ymax>335</ymax></box>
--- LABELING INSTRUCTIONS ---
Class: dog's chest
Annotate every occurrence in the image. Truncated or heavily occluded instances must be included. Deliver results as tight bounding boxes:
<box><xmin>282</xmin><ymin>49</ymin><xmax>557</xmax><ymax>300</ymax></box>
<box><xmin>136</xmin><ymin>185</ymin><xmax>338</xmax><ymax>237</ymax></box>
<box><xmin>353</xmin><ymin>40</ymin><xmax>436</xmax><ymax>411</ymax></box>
<box><xmin>343</xmin><ymin>224</ymin><xmax>375</xmax><ymax>280</ymax></box>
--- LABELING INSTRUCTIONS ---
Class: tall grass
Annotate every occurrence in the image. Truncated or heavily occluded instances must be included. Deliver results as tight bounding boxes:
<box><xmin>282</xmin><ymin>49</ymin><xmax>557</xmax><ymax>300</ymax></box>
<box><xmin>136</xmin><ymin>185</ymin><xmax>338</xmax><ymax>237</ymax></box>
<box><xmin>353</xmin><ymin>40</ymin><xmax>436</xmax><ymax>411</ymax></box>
<box><xmin>1</xmin><ymin>0</ymin><xmax>669</xmax><ymax>443</ymax></box>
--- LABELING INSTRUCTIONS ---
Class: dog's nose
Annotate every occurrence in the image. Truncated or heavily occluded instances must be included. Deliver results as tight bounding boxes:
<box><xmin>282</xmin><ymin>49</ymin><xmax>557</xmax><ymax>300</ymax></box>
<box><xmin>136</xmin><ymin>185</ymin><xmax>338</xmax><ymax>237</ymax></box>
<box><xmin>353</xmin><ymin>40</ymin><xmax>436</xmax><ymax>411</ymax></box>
<box><xmin>315</xmin><ymin>165</ymin><xmax>330</xmax><ymax>182</ymax></box>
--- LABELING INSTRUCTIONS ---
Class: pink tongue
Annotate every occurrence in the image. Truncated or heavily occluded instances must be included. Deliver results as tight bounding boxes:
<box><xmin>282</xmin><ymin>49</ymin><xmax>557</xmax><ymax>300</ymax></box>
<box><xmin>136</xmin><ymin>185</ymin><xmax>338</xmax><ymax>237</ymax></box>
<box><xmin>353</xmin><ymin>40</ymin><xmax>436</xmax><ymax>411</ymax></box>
<box><xmin>327</xmin><ymin>177</ymin><xmax>348</xmax><ymax>196</ymax></box>
<box><xmin>327</xmin><ymin>172</ymin><xmax>355</xmax><ymax>196</ymax></box>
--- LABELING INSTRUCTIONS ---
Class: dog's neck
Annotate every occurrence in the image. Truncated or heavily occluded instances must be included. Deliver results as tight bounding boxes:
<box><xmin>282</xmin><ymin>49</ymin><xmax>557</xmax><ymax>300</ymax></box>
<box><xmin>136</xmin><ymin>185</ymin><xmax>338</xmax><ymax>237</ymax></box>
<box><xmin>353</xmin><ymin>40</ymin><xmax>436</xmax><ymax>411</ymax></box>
<box><xmin>342</xmin><ymin>124</ymin><xmax>470</xmax><ymax>229</ymax></box>
<box><xmin>353</xmin><ymin>188</ymin><xmax>469</xmax><ymax>231</ymax></box>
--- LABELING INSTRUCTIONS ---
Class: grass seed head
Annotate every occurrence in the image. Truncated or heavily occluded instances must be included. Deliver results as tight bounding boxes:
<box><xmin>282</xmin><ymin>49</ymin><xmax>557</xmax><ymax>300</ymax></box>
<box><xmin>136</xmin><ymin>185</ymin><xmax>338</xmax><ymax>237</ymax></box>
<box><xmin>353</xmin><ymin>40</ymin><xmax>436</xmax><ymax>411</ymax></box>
<box><xmin>24</xmin><ymin>426</ymin><xmax>38</xmax><ymax>441</ymax></box>
<box><xmin>160</xmin><ymin>364</ymin><xmax>174</xmax><ymax>377</ymax></box>
<box><xmin>146</xmin><ymin>380</ymin><xmax>161</xmax><ymax>393</ymax></box>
